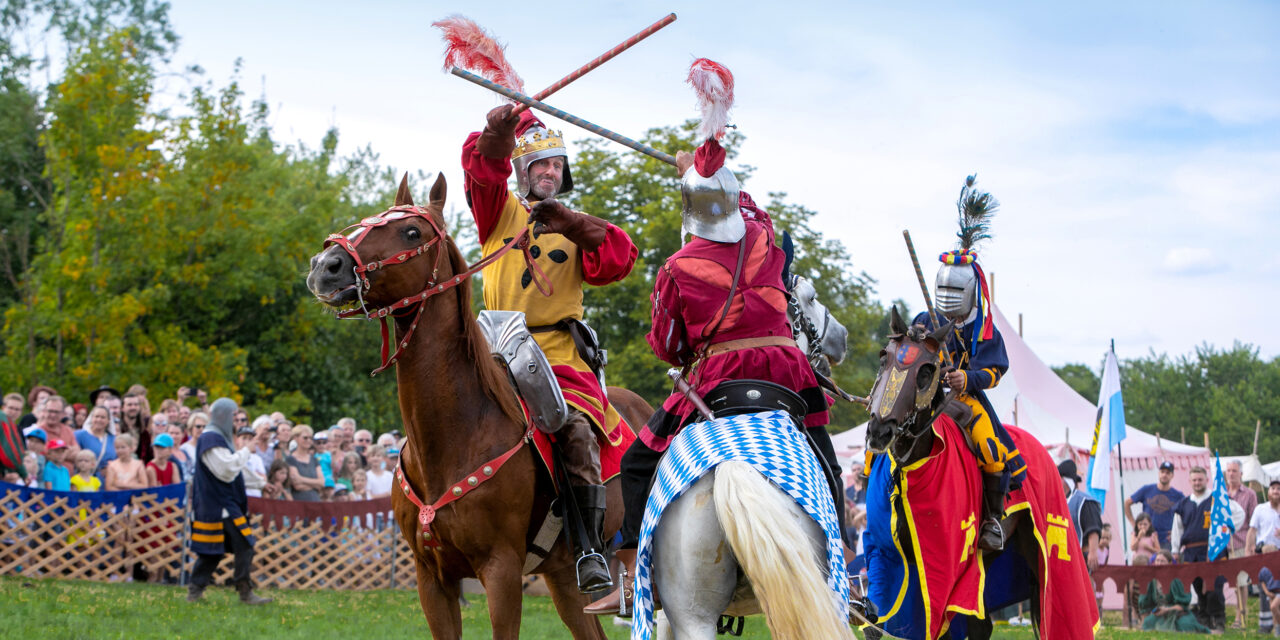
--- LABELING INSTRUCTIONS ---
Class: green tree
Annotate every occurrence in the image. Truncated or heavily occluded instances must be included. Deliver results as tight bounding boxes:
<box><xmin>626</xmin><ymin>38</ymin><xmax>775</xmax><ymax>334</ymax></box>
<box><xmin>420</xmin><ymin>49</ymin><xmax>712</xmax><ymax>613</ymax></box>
<box><xmin>563</xmin><ymin>122</ymin><xmax>886</xmax><ymax>428</ymax></box>
<box><xmin>1053</xmin><ymin>362</ymin><xmax>1101</xmax><ymax>403</ymax></box>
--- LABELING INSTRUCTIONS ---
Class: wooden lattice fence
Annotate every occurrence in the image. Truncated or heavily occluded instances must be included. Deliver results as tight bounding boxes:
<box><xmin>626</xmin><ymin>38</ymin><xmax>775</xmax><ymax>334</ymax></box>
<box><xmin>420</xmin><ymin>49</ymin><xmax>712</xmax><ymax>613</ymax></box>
<box><xmin>0</xmin><ymin>484</ymin><xmax>416</xmax><ymax>590</ymax></box>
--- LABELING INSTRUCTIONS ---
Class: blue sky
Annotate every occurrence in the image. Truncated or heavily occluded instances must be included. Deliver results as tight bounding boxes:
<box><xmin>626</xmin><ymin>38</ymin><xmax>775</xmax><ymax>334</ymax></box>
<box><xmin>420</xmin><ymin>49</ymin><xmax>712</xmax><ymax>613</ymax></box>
<box><xmin>165</xmin><ymin>0</ymin><xmax>1280</xmax><ymax>368</ymax></box>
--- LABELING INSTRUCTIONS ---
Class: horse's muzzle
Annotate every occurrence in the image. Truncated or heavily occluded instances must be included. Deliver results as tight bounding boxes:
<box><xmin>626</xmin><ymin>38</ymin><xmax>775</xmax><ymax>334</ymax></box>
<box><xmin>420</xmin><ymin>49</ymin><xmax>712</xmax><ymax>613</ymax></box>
<box><xmin>866</xmin><ymin>416</ymin><xmax>895</xmax><ymax>453</ymax></box>
<box><xmin>307</xmin><ymin>245</ymin><xmax>358</xmax><ymax>306</ymax></box>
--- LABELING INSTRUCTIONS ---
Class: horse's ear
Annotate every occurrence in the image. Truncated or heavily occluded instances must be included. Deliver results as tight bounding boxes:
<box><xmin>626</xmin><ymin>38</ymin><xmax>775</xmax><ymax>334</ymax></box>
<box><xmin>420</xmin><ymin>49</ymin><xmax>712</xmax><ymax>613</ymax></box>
<box><xmin>394</xmin><ymin>173</ymin><xmax>414</xmax><ymax>207</ymax></box>
<box><xmin>781</xmin><ymin>230</ymin><xmax>795</xmax><ymax>286</ymax></box>
<box><xmin>428</xmin><ymin>172</ymin><xmax>447</xmax><ymax>209</ymax></box>
<box><xmin>889</xmin><ymin>305</ymin><xmax>907</xmax><ymax>335</ymax></box>
<box><xmin>930</xmin><ymin>320</ymin><xmax>953</xmax><ymax>344</ymax></box>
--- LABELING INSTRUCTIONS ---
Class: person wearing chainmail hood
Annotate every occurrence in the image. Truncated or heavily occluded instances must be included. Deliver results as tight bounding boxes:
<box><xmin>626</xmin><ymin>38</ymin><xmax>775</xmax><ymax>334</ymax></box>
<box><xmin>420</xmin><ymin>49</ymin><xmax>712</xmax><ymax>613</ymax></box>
<box><xmin>188</xmin><ymin>398</ymin><xmax>271</xmax><ymax>605</ymax></box>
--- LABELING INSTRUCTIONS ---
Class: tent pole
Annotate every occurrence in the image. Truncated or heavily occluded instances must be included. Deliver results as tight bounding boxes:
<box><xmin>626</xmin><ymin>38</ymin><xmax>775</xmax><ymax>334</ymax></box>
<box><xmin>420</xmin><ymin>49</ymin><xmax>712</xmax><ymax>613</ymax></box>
<box><xmin>1255</xmin><ymin>419</ymin><xmax>1262</xmax><ymax>456</ymax></box>
<box><xmin>1117</xmin><ymin>438</ymin><xmax>1129</xmax><ymax>565</ymax></box>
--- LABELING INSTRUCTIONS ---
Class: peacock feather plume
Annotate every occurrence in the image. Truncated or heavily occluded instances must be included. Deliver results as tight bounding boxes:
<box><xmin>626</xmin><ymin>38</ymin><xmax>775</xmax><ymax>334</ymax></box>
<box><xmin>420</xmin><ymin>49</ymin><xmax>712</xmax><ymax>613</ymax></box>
<box><xmin>955</xmin><ymin>174</ymin><xmax>998</xmax><ymax>251</ymax></box>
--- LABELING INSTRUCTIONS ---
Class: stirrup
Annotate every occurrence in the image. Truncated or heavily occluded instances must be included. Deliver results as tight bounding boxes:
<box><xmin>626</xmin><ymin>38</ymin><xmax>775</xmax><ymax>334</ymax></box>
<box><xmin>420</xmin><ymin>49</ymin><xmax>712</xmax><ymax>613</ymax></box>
<box><xmin>576</xmin><ymin>551</ymin><xmax>613</xmax><ymax>592</ymax></box>
<box><xmin>618</xmin><ymin>565</ymin><xmax>631</xmax><ymax>617</ymax></box>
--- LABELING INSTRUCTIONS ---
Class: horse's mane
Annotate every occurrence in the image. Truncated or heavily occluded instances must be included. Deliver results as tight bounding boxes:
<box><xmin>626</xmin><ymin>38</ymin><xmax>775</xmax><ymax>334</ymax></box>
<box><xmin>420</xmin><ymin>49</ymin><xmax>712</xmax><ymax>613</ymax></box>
<box><xmin>442</xmin><ymin>229</ymin><xmax>526</xmax><ymax>428</ymax></box>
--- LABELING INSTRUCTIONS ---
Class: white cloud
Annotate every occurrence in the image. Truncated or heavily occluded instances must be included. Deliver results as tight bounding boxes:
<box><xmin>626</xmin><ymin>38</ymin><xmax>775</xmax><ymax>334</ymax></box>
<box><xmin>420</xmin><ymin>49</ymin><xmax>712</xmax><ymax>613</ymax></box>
<box><xmin>1161</xmin><ymin>248</ymin><xmax>1227</xmax><ymax>276</ymax></box>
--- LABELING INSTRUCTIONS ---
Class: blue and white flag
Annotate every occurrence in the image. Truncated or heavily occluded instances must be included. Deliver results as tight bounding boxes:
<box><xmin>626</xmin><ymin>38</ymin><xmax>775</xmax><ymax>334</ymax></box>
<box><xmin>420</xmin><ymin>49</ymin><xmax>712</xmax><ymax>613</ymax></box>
<box><xmin>1086</xmin><ymin>347</ymin><xmax>1128</xmax><ymax>504</ymax></box>
<box><xmin>1209</xmin><ymin>452</ymin><xmax>1236</xmax><ymax>561</ymax></box>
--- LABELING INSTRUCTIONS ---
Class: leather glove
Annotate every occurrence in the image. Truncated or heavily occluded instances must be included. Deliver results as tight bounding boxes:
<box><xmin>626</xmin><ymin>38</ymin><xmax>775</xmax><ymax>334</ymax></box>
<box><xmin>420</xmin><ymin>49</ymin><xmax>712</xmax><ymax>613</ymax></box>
<box><xmin>476</xmin><ymin>104</ymin><xmax>520</xmax><ymax>159</ymax></box>
<box><xmin>528</xmin><ymin>198</ymin><xmax>608</xmax><ymax>251</ymax></box>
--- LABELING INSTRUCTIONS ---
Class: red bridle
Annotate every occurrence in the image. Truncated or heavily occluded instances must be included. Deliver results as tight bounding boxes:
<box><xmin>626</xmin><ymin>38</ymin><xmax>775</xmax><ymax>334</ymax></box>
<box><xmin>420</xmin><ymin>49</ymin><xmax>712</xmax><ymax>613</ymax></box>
<box><xmin>323</xmin><ymin>204</ymin><xmax>550</xmax><ymax>375</ymax></box>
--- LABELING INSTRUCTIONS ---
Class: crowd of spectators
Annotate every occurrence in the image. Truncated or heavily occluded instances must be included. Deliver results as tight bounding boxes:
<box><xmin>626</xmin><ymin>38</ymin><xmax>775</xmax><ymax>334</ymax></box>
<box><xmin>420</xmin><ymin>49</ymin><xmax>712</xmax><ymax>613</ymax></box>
<box><xmin>0</xmin><ymin>383</ymin><xmax>403</xmax><ymax>503</ymax></box>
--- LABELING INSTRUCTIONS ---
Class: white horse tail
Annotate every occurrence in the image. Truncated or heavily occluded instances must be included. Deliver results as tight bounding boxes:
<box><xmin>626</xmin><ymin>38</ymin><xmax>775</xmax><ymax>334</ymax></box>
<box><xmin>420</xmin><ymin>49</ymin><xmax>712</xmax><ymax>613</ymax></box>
<box><xmin>713</xmin><ymin>460</ymin><xmax>854</xmax><ymax>640</ymax></box>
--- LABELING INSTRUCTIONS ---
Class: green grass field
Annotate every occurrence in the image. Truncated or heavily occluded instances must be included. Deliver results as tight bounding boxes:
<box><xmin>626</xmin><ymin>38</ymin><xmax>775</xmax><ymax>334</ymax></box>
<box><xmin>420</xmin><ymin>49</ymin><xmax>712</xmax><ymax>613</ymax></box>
<box><xmin>0</xmin><ymin>576</ymin><xmax>1271</xmax><ymax>639</ymax></box>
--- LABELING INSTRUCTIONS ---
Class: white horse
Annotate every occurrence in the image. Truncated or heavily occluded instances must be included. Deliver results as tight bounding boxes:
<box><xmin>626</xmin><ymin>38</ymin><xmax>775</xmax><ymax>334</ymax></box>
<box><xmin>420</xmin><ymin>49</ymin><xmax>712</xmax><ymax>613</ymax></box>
<box><xmin>650</xmin><ymin>461</ymin><xmax>854</xmax><ymax>640</ymax></box>
<box><xmin>786</xmin><ymin>274</ymin><xmax>849</xmax><ymax>378</ymax></box>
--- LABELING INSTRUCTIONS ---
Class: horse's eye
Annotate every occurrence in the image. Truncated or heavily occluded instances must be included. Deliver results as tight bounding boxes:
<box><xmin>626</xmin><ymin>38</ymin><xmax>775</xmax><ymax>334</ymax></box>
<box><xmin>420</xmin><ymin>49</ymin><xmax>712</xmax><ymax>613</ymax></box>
<box><xmin>916</xmin><ymin>364</ymin><xmax>937</xmax><ymax>388</ymax></box>
<box><xmin>404</xmin><ymin>226</ymin><xmax>421</xmax><ymax>242</ymax></box>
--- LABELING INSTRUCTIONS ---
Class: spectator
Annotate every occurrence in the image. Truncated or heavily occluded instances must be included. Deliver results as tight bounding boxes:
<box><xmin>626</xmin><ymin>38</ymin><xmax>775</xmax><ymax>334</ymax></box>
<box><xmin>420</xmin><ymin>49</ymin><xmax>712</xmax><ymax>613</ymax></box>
<box><xmin>168</xmin><ymin>421</ymin><xmax>194</xmax><ymax>480</ymax></box>
<box><xmin>177</xmin><ymin>404</ymin><xmax>191</xmax><ymax>427</ymax></box>
<box><xmin>160</xmin><ymin>398</ymin><xmax>182</xmax><ymax>430</ymax></box>
<box><xmin>71</xmin><ymin>403</ymin><xmax>88</xmax><ymax>429</ymax></box>
<box><xmin>70</xmin><ymin>450</ymin><xmax>102</xmax><ymax>493</ymax></box>
<box><xmin>21</xmin><ymin>451</ymin><xmax>41</xmax><ymax>487</ymax></box>
<box><xmin>1247</xmin><ymin>480</ymin><xmax>1280</xmax><ymax>554</ymax></box>
<box><xmin>120</xmin><ymin>392</ymin><xmax>153</xmax><ymax>462</ymax></box>
<box><xmin>353</xmin><ymin>429</ymin><xmax>373</xmax><ymax>454</ymax></box>
<box><xmin>273</xmin><ymin>422</ymin><xmax>294</xmax><ymax>463</ymax></box>
<box><xmin>42</xmin><ymin>439</ymin><xmax>71</xmax><ymax>490</ymax></box>
<box><xmin>845</xmin><ymin>463</ymin><xmax>867</xmax><ymax>506</ymax></box>
<box><xmin>386</xmin><ymin>445</ymin><xmax>400</xmax><ymax>475</ymax></box>
<box><xmin>286</xmin><ymin>425</ymin><xmax>325</xmax><ymax>502</ymax></box>
<box><xmin>19</xmin><ymin>385</ymin><xmax>56</xmax><ymax>429</ymax></box>
<box><xmin>1131</xmin><ymin>512</ymin><xmax>1162</xmax><ymax>564</ymax></box>
<box><xmin>126</xmin><ymin>384</ymin><xmax>151</xmax><ymax>416</ymax></box>
<box><xmin>75</xmin><ymin>406</ymin><xmax>117</xmax><ymax>477</ymax></box>
<box><xmin>63</xmin><ymin>403</ymin><xmax>78</xmax><ymax>430</ymax></box>
<box><xmin>1259</xmin><ymin>567</ymin><xmax>1280</xmax><ymax>635</ymax></box>
<box><xmin>104</xmin><ymin>433</ymin><xmax>148</xmax><ymax>491</ymax></box>
<box><xmin>187</xmin><ymin>397</ymin><xmax>271</xmax><ymax>605</ymax></box>
<box><xmin>237</xmin><ymin>427</ymin><xmax>267</xmax><ymax>498</ymax></box>
<box><xmin>262</xmin><ymin>460</ymin><xmax>292</xmax><ymax>500</ymax></box>
<box><xmin>24</xmin><ymin>427</ymin><xmax>47</xmax><ymax>468</ymax></box>
<box><xmin>335</xmin><ymin>451</ymin><xmax>362</xmax><ymax>492</ymax></box>
<box><xmin>1098</xmin><ymin>523</ymin><xmax>1112</xmax><ymax>565</ymax></box>
<box><xmin>38</xmin><ymin>395</ymin><xmax>79</xmax><ymax>457</ymax></box>
<box><xmin>1223</xmin><ymin>460</ymin><xmax>1260</xmax><ymax>629</ymax></box>
<box><xmin>232</xmin><ymin>409</ymin><xmax>250</xmax><ymax>434</ymax></box>
<box><xmin>331</xmin><ymin>485</ymin><xmax>350</xmax><ymax>501</ymax></box>
<box><xmin>313</xmin><ymin>431</ymin><xmax>335</xmax><ymax>495</ymax></box>
<box><xmin>1126</xmin><ymin>460</ymin><xmax>1185</xmax><ymax>549</ymax></box>
<box><xmin>89</xmin><ymin>384</ymin><xmax>120</xmax><ymax>409</ymax></box>
<box><xmin>146</xmin><ymin>434</ymin><xmax>181</xmax><ymax>486</ymax></box>
<box><xmin>1138</xmin><ymin>556</ymin><xmax>1212</xmax><ymax>633</ymax></box>
<box><xmin>104</xmin><ymin>396</ymin><xmax>123</xmax><ymax>426</ymax></box>
<box><xmin>376</xmin><ymin>432</ymin><xmax>397</xmax><ymax>449</ymax></box>
<box><xmin>349</xmin><ymin>467</ymin><xmax>372</xmax><ymax>501</ymax></box>
<box><xmin>249</xmin><ymin>417</ymin><xmax>274</xmax><ymax>471</ymax></box>
<box><xmin>365</xmin><ymin>445</ymin><xmax>393</xmax><ymax>498</ymax></box>
<box><xmin>2</xmin><ymin>392</ymin><xmax>23</xmax><ymax>427</ymax></box>
<box><xmin>1171</xmin><ymin>466</ymin><xmax>1244</xmax><ymax>632</ymax></box>
<box><xmin>149</xmin><ymin>412</ymin><xmax>168</xmax><ymax>437</ymax></box>
<box><xmin>0</xmin><ymin>393</ymin><xmax>26</xmax><ymax>484</ymax></box>
<box><xmin>182</xmin><ymin>412</ymin><xmax>208</xmax><ymax>464</ymax></box>
<box><xmin>1060</xmin><ymin>460</ymin><xmax>1102</xmax><ymax>572</ymax></box>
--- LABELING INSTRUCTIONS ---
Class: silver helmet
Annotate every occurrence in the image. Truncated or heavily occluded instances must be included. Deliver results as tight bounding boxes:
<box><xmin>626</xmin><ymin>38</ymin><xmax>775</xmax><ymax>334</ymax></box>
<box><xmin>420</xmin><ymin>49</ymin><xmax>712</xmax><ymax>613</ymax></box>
<box><xmin>680</xmin><ymin>164</ymin><xmax>744</xmax><ymax>243</ymax></box>
<box><xmin>935</xmin><ymin>263</ymin><xmax>978</xmax><ymax>321</ymax></box>
<box><xmin>511</xmin><ymin>125</ymin><xmax>573</xmax><ymax>199</ymax></box>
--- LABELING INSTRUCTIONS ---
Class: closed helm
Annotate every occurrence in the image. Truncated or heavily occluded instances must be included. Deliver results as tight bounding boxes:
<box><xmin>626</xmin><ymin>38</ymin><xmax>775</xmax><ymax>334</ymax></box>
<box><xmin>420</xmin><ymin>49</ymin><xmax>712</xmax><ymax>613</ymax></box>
<box><xmin>512</xmin><ymin>125</ymin><xmax>573</xmax><ymax>199</ymax></box>
<box><xmin>935</xmin><ymin>263</ymin><xmax>978</xmax><ymax>321</ymax></box>
<box><xmin>680</xmin><ymin>165</ymin><xmax>744</xmax><ymax>243</ymax></box>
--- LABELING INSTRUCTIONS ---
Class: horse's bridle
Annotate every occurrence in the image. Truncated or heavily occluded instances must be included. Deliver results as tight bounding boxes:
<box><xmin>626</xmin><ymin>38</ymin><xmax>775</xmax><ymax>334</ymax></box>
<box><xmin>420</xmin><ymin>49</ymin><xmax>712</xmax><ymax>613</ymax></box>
<box><xmin>323</xmin><ymin>204</ymin><xmax>548</xmax><ymax>375</ymax></box>
<box><xmin>786</xmin><ymin>275</ymin><xmax>832</xmax><ymax>367</ymax></box>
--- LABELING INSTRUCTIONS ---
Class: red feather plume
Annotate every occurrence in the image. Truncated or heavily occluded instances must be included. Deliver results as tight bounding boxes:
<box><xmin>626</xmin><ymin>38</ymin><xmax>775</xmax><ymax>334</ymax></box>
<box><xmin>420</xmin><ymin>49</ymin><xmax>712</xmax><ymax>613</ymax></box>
<box><xmin>686</xmin><ymin>58</ymin><xmax>734</xmax><ymax>141</ymax></box>
<box><xmin>432</xmin><ymin>15</ymin><xmax>526</xmax><ymax>95</ymax></box>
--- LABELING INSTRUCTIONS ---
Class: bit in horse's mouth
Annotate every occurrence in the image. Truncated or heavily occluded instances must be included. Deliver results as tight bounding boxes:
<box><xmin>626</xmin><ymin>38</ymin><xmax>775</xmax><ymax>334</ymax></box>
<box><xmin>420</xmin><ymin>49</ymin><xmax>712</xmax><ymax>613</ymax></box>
<box><xmin>316</xmin><ymin>283</ymin><xmax>358</xmax><ymax>307</ymax></box>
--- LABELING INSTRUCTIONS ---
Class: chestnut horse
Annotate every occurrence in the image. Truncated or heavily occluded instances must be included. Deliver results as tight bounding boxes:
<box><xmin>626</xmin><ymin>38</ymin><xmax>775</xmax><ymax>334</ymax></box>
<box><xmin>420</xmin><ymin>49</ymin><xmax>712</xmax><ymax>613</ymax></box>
<box><xmin>307</xmin><ymin>174</ymin><xmax>653</xmax><ymax>639</ymax></box>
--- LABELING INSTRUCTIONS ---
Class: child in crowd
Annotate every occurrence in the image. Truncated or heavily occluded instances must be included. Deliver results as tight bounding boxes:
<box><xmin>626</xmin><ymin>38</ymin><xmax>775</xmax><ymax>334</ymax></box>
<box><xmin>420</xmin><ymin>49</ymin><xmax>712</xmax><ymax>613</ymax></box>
<box><xmin>24</xmin><ymin>427</ymin><xmax>47</xmax><ymax>469</ymax></box>
<box><xmin>146</xmin><ymin>433</ymin><xmax>180</xmax><ymax>487</ymax></box>
<box><xmin>21</xmin><ymin>452</ymin><xmax>41</xmax><ymax>488</ymax></box>
<box><xmin>105</xmin><ymin>433</ymin><xmax>148</xmax><ymax>491</ymax></box>
<box><xmin>335</xmin><ymin>452</ymin><xmax>362</xmax><ymax>492</ymax></box>
<box><xmin>350</xmin><ymin>467</ymin><xmax>371</xmax><ymax>501</ymax></box>
<box><xmin>364</xmin><ymin>445</ymin><xmax>393</xmax><ymax>499</ymax></box>
<box><xmin>42</xmin><ymin>439</ymin><xmax>71</xmax><ymax>490</ymax></box>
<box><xmin>1098</xmin><ymin>523</ymin><xmax>1112</xmax><ymax>565</ymax></box>
<box><xmin>68</xmin><ymin>449</ymin><xmax>102</xmax><ymax>545</ymax></box>
<box><xmin>70</xmin><ymin>450</ymin><xmax>102</xmax><ymax>493</ymax></box>
<box><xmin>263</xmin><ymin>459</ymin><xmax>292</xmax><ymax>500</ymax></box>
<box><xmin>1131</xmin><ymin>512</ymin><xmax>1161</xmax><ymax>564</ymax></box>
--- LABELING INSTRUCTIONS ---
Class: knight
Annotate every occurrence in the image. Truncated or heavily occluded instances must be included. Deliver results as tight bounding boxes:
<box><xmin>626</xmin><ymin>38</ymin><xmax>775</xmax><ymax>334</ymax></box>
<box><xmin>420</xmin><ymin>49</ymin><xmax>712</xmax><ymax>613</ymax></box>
<box><xmin>913</xmin><ymin>175</ymin><xmax>1027</xmax><ymax>552</ymax></box>
<box><xmin>586</xmin><ymin>58</ymin><xmax>843</xmax><ymax>616</ymax></box>
<box><xmin>462</xmin><ymin>101</ymin><xmax>639</xmax><ymax>593</ymax></box>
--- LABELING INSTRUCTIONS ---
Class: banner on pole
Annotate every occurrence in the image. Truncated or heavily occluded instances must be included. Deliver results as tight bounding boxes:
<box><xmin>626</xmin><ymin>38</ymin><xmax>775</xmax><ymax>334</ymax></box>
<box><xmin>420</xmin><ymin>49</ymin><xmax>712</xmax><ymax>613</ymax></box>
<box><xmin>1087</xmin><ymin>347</ymin><xmax>1127</xmax><ymax>504</ymax></box>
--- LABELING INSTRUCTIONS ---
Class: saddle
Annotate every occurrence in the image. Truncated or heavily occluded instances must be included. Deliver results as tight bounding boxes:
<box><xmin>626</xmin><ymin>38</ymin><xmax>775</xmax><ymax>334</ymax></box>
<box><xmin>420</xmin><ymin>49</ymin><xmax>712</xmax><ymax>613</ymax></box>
<box><xmin>694</xmin><ymin>379</ymin><xmax>808</xmax><ymax>427</ymax></box>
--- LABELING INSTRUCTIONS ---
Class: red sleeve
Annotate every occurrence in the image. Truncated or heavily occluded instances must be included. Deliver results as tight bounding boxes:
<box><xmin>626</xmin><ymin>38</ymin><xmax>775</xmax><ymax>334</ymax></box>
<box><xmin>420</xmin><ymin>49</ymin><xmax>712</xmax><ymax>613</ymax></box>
<box><xmin>646</xmin><ymin>263</ymin><xmax>691</xmax><ymax>366</ymax></box>
<box><xmin>582</xmin><ymin>223</ymin><xmax>638</xmax><ymax>286</ymax></box>
<box><xmin>461</xmin><ymin>131</ymin><xmax>515</xmax><ymax>245</ymax></box>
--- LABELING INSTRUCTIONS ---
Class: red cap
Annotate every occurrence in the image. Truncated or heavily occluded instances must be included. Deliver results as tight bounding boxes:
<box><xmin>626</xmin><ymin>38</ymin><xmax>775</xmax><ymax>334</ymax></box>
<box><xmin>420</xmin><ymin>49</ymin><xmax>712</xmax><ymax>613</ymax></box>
<box><xmin>693</xmin><ymin>138</ymin><xmax>727</xmax><ymax>178</ymax></box>
<box><xmin>47</xmin><ymin>438</ymin><xmax>68</xmax><ymax>450</ymax></box>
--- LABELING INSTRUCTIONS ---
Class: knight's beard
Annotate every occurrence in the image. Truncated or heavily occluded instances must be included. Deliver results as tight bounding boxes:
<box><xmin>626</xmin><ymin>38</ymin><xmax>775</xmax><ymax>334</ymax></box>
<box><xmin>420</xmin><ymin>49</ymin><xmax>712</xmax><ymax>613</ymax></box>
<box><xmin>529</xmin><ymin>175</ymin><xmax>562</xmax><ymax>200</ymax></box>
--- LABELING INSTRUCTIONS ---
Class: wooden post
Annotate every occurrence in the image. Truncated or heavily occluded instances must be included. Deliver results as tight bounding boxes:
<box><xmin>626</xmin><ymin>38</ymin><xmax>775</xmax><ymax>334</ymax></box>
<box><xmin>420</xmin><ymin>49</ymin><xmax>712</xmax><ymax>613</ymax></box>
<box><xmin>1181</xmin><ymin>426</ymin><xmax>1187</xmax><ymax>444</ymax></box>
<box><xmin>1255</xmin><ymin>419</ymin><xmax>1262</xmax><ymax>456</ymax></box>
<box><xmin>1204</xmin><ymin>432</ymin><xmax>1210</xmax><ymax>449</ymax></box>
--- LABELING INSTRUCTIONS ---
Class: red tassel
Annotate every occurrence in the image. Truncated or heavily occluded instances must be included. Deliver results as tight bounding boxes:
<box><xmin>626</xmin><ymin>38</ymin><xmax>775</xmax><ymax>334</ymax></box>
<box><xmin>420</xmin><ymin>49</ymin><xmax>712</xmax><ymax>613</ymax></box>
<box><xmin>433</xmin><ymin>15</ymin><xmax>526</xmax><ymax>94</ymax></box>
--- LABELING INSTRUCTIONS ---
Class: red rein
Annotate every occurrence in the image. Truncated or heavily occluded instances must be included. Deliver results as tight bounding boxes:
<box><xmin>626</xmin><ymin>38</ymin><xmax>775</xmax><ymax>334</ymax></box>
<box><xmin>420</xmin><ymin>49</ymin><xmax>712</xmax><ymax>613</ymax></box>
<box><xmin>323</xmin><ymin>204</ymin><xmax>551</xmax><ymax>376</ymax></box>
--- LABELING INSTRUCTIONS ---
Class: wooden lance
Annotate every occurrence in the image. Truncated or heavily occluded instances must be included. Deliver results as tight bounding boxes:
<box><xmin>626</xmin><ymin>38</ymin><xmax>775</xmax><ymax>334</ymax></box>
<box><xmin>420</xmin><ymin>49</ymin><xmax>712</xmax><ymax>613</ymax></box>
<box><xmin>902</xmin><ymin>229</ymin><xmax>953</xmax><ymax>368</ymax></box>
<box><xmin>511</xmin><ymin>13</ymin><xmax>677</xmax><ymax>116</ymax></box>
<box><xmin>451</xmin><ymin>67</ymin><xmax>678</xmax><ymax>166</ymax></box>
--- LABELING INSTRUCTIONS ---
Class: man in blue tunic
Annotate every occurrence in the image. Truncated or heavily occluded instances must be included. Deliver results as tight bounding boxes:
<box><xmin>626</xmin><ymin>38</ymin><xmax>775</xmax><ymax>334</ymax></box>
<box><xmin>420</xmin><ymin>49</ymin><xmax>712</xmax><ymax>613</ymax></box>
<box><xmin>187</xmin><ymin>397</ymin><xmax>271</xmax><ymax>605</ymax></box>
